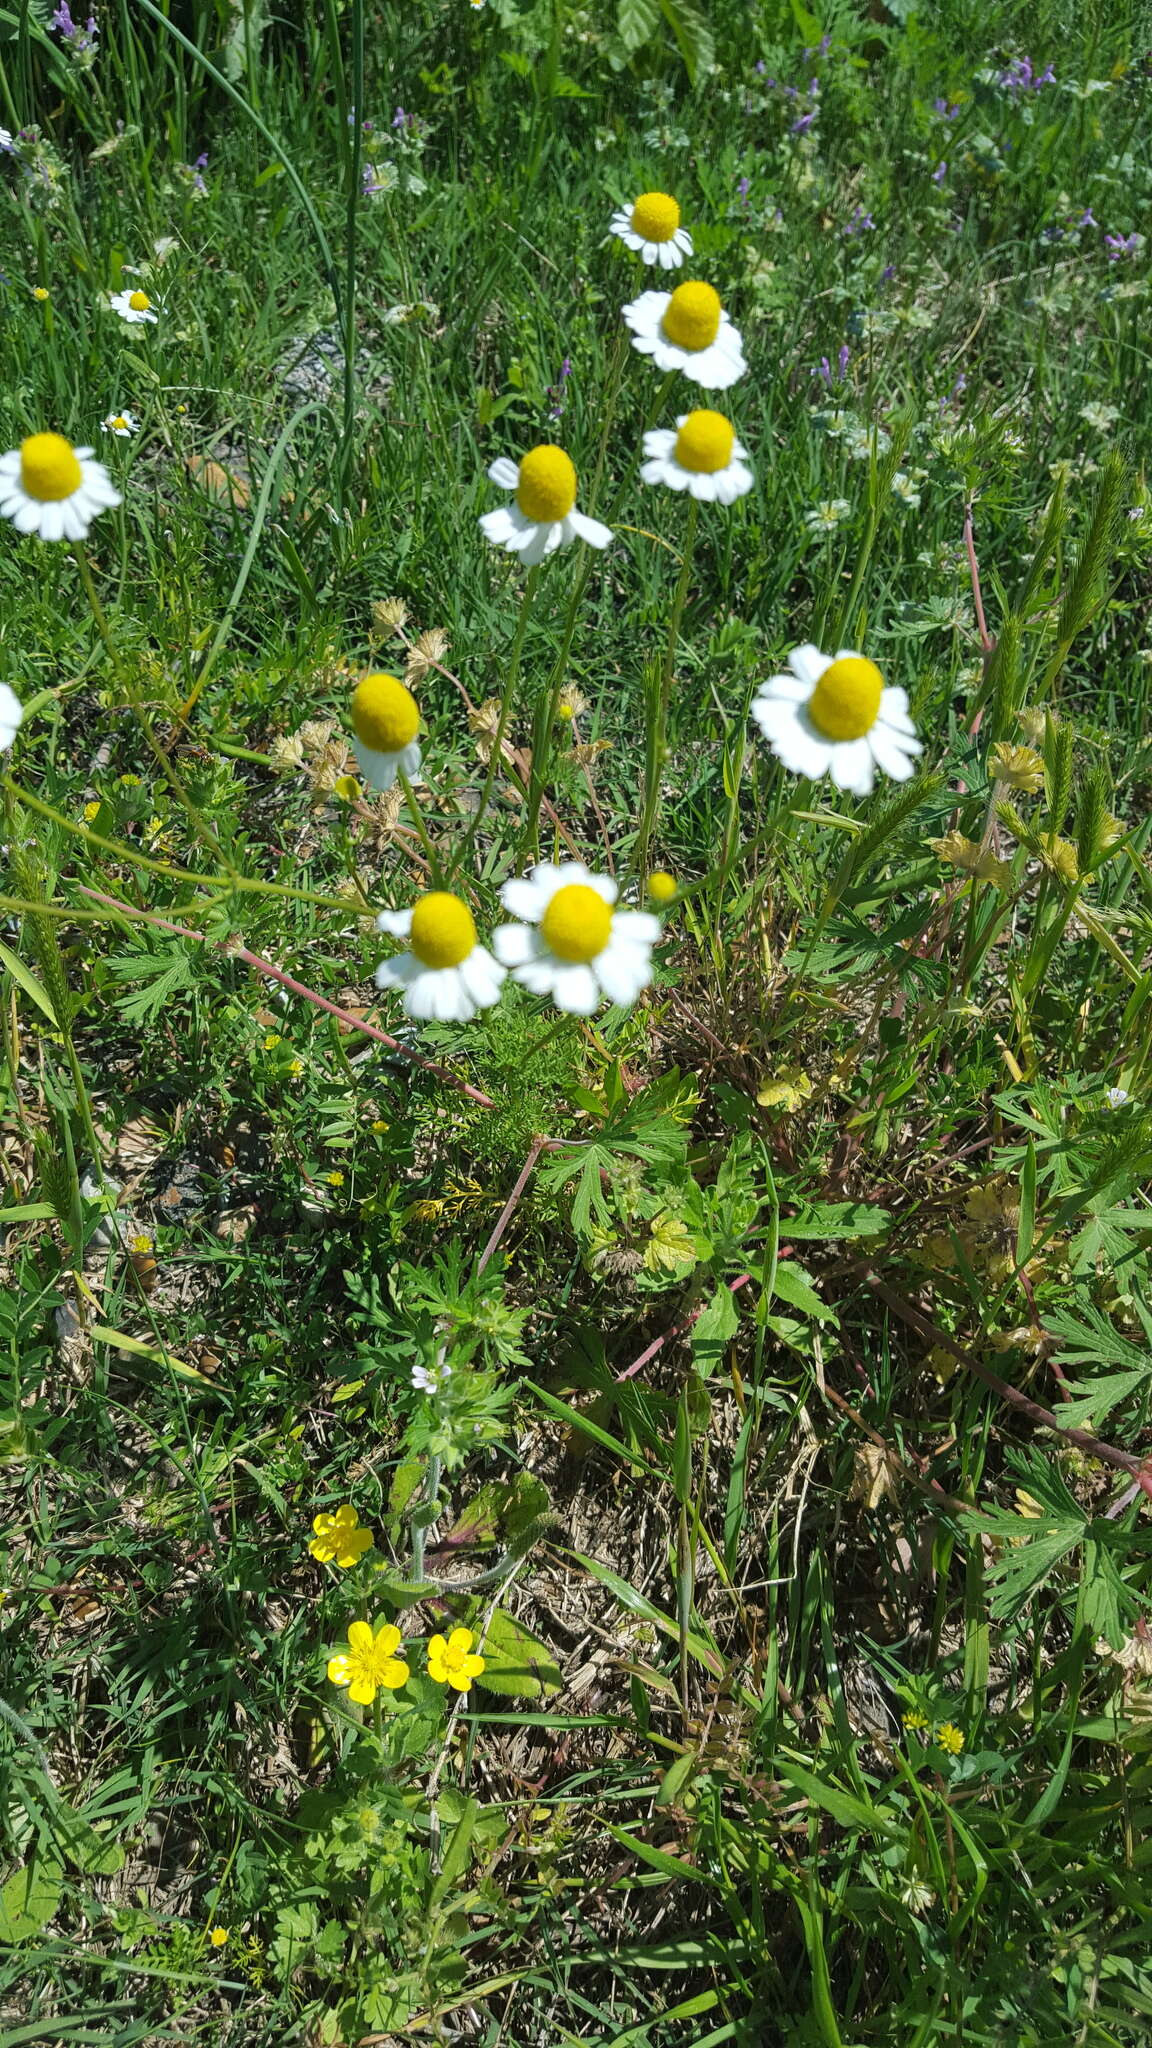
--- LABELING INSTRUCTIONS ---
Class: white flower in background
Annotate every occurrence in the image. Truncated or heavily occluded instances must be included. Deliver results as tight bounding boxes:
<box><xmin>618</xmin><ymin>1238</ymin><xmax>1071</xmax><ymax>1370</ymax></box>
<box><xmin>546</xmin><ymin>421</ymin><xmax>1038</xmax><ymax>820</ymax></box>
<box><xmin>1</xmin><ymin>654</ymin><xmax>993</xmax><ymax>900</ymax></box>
<box><xmin>152</xmin><ymin>235</ymin><xmax>178</xmax><ymax>261</ymax></box>
<box><xmin>805</xmin><ymin>499</ymin><xmax>852</xmax><ymax>531</ymax></box>
<box><xmin>492</xmin><ymin>862</ymin><xmax>660</xmax><ymax>1014</ymax></box>
<box><xmin>1079</xmin><ymin>402</ymin><xmax>1120</xmax><ymax>432</ymax></box>
<box><xmin>108</xmin><ymin>287</ymin><xmax>159</xmax><ymax>325</ymax></box>
<box><xmin>846</xmin><ymin>424</ymin><xmax>892</xmax><ymax>460</ymax></box>
<box><xmin>751</xmin><ymin>644</ymin><xmax>921</xmax><ymax>796</ymax></box>
<box><xmin>0</xmin><ymin>432</ymin><xmax>121</xmax><ymax>541</ymax></box>
<box><xmin>609</xmin><ymin>189</ymin><xmax>693</xmax><ymax>269</ymax></box>
<box><xmin>375</xmin><ymin>891</ymin><xmax>505</xmax><ymax>1023</ymax></box>
<box><xmin>479</xmin><ymin>444</ymin><xmax>612</xmax><ymax>568</ymax></box>
<box><xmin>348</xmin><ymin>671</ymin><xmax>421</xmax><ymax>790</ymax></box>
<box><xmin>1104</xmin><ymin>1086</ymin><xmax>1132</xmax><ymax>1109</ymax></box>
<box><xmin>623</xmin><ymin>281</ymin><xmax>746</xmax><ymax>389</ymax></box>
<box><xmin>891</xmin><ymin>471</ymin><xmax>922</xmax><ymax>508</ymax></box>
<box><xmin>101</xmin><ymin>410</ymin><xmax>138</xmax><ymax>438</ymax></box>
<box><xmin>412</xmin><ymin>1361</ymin><xmax>451</xmax><ymax>1392</ymax></box>
<box><xmin>640</xmin><ymin>409</ymin><xmax>753</xmax><ymax>503</ymax></box>
<box><xmin>0</xmin><ymin>683</ymin><xmax>23</xmax><ymax>750</ymax></box>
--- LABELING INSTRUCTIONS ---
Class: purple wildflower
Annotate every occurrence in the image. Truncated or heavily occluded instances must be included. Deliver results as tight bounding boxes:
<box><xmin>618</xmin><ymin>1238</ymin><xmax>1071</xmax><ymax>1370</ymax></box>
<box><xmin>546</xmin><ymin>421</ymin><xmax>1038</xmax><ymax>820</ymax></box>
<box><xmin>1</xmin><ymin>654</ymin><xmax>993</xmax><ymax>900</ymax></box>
<box><xmin>546</xmin><ymin>355</ymin><xmax>573</xmax><ymax>421</ymax></box>
<box><xmin>736</xmin><ymin>175</ymin><xmax>750</xmax><ymax>206</ymax></box>
<box><xmin>50</xmin><ymin>0</ymin><xmax>98</xmax><ymax>56</ymax></box>
<box><xmin>932</xmin><ymin>161</ymin><xmax>947</xmax><ymax>184</ymax></box>
<box><xmin>814</xmin><ymin>357</ymin><xmax>833</xmax><ymax>388</ymax></box>
<box><xmin>1078</xmin><ymin>207</ymin><xmax>1097</xmax><ymax>228</ymax></box>
<box><xmin>792</xmin><ymin>110</ymin><xmax>816</xmax><ymax>133</ymax></box>
<box><xmin>1105</xmin><ymin>231</ymin><xmax>1141</xmax><ymax>261</ymax></box>
<box><xmin>880</xmin><ymin>263</ymin><xmax>896</xmax><ymax>285</ymax></box>
<box><xmin>998</xmin><ymin>56</ymin><xmax>1055</xmax><ymax>97</ymax></box>
<box><xmin>392</xmin><ymin>106</ymin><xmax>408</xmax><ymax>129</ymax></box>
<box><xmin>844</xmin><ymin>206</ymin><xmax>875</xmax><ymax>236</ymax></box>
<box><xmin>838</xmin><ymin>343</ymin><xmax>850</xmax><ymax>378</ymax></box>
<box><xmin>933</xmin><ymin>97</ymin><xmax>960</xmax><ymax>120</ymax></box>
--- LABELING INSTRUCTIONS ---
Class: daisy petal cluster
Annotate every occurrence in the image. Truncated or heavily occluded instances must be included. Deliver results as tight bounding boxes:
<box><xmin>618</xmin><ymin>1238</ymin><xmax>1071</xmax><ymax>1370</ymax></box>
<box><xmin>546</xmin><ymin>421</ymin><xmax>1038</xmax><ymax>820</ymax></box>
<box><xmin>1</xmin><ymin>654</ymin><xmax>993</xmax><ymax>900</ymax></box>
<box><xmin>623</xmin><ymin>281</ymin><xmax>746</xmax><ymax>389</ymax></box>
<box><xmin>327</xmin><ymin>1620</ymin><xmax>410</xmax><ymax>1705</ymax></box>
<box><xmin>102</xmin><ymin>410</ymin><xmax>138</xmax><ymax>438</ymax></box>
<box><xmin>493</xmin><ymin>861</ymin><xmax>660</xmax><ymax>1014</ymax></box>
<box><xmin>0</xmin><ymin>683</ymin><xmax>23</xmax><ymax>751</ymax></box>
<box><xmin>108</xmin><ymin>286</ymin><xmax>159</xmax><ymax>324</ymax></box>
<box><xmin>480</xmin><ymin>444</ymin><xmax>612</xmax><ymax>567</ymax></box>
<box><xmin>0</xmin><ymin>432</ymin><xmax>121</xmax><ymax>542</ymax></box>
<box><xmin>427</xmin><ymin>1626</ymin><xmax>485</xmax><ymax>1692</ymax></box>
<box><xmin>609</xmin><ymin>189</ymin><xmax>693</xmax><ymax>269</ymax></box>
<box><xmin>751</xmin><ymin>645</ymin><xmax>921</xmax><ymax>796</ymax></box>
<box><xmin>375</xmin><ymin>890</ymin><xmax>505</xmax><ymax>1022</ymax></box>
<box><xmin>641</xmin><ymin>409</ymin><xmax>753</xmax><ymax>503</ymax></box>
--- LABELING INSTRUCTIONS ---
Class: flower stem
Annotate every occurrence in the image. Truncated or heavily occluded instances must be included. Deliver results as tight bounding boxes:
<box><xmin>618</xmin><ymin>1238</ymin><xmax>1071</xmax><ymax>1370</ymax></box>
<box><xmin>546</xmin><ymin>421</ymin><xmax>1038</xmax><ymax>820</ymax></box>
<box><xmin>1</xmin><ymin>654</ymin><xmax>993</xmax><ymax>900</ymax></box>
<box><xmin>396</xmin><ymin>770</ymin><xmax>440</xmax><ymax>882</ymax></box>
<box><xmin>455</xmin><ymin>565</ymin><xmax>540</xmax><ymax>872</ymax></box>
<box><xmin>411</xmin><ymin>1451</ymin><xmax>442</xmax><ymax>1582</ymax></box>
<box><xmin>637</xmin><ymin>496</ymin><xmax>699</xmax><ymax>885</ymax></box>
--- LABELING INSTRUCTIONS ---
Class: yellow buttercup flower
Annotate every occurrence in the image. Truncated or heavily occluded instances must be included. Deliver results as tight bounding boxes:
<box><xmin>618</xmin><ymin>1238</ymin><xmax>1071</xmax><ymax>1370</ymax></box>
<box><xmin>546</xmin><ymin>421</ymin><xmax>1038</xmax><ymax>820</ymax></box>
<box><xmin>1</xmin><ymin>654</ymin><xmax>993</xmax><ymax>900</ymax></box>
<box><xmin>327</xmin><ymin>1619</ymin><xmax>410</xmax><ymax>1704</ymax></box>
<box><xmin>427</xmin><ymin>1626</ymin><xmax>486</xmax><ymax>1692</ymax></box>
<box><xmin>208</xmin><ymin>1926</ymin><xmax>229</xmax><ymax>1948</ymax></box>
<box><xmin>309</xmin><ymin>1504</ymin><xmax>373</xmax><ymax>1568</ymax></box>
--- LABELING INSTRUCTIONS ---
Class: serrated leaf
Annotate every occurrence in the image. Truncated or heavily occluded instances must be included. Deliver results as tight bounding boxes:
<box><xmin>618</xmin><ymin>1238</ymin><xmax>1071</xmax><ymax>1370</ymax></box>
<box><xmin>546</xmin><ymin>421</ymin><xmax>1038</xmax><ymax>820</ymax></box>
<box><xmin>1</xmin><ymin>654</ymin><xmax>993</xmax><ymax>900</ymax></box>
<box><xmin>770</xmin><ymin>1260</ymin><xmax>834</xmax><ymax>1322</ymax></box>
<box><xmin>618</xmin><ymin>0</ymin><xmax>660</xmax><ymax>50</ymax></box>
<box><xmin>781</xmin><ymin>1202</ymin><xmax>890</xmax><ymax>1240</ymax></box>
<box><xmin>657</xmin><ymin>0</ymin><xmax>713</xmax><ymax>82</ymax></box>
<box><xmin>474</xmin><ymin>1606</ymin><xmax>562</xmax><ymax>1699</ymax></box>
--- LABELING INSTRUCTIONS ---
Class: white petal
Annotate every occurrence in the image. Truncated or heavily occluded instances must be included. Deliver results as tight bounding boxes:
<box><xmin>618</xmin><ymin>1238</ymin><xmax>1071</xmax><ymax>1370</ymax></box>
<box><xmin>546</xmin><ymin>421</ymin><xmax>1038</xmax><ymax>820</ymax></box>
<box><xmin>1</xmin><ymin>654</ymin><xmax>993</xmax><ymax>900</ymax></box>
<box><xmin>878</xmin><ymin>685</ymin><xmax>917</xmax><ymax>736</ymax></box>
<box><xmin>512</xmin><ymin>956</ymin><xmax>565</xmax><ymax>997</ymax></box>
<box><xmin>488</xmin><ymin>456</ymin><xmax>520</xmax><ymax>489</ymax></box>
<box><xmin>0</xmin><ymin>684</ymin><xmax>22</xmax><ymax>737</ymax></box>
<box><xmin>37</xmin><ymin>501</ymin><xmax>66</xmax><ymax>542</ymax></box>
<box><xmin>622</xmin><ymin>291</ymin><xmax>668</xmax><ymax>341</ymax></box>
<box><xmin>611</xmin><ymin>910</ymin><xmax>660</xmax><ymax>944</ymax></box>
<box><xmin>0</xmin><ymin>453</ymin><xmax>19</xmax><ymax>483</ymax></box>
<box><xmin>498</xmin><ymin>877</ymin><xmax>548</xmax><ymax>922</ymax></box>
<box><xmin>397</xmin><ymin>742</ymin><xmax>422</xmax><ymax>779</ymax></box>
<box><xmin>752</xmin><ymin>701</ymin><xmax>833</xmax><ymax>778</ymax></box>
<box><xmin>673</xmin><ymin>229</ymin><xmax>693</xmax><ymax>254</ymax></box>
<box><xmin>375</xmin><ymin>950</ymin><xmax>421</xmax><ymax>989</ymax></box>
<box><xmin>688</xmin><ymin>471</ymin><xmax>722</xmax><ymax>502</ymax></box>
<box><xmin>551</xmin><ymin>860</ymin><xmax>597</xmax><ymax>892</ymax></box>
<box><xmin>352</xmin><ymin>738</ymin><xmax>399</xmax><ymax>789</ymax></box>
<box><xmin>788</xmin><ymin>644</ymin><xmax>830</xmax><ymax>687</ymax></box>
<box><xmin>376</xmin><ymin>908</ymin><xmax>413</xmax><ymax>938</ymax></box>
<box><xmin>867</xmin><ymin>726</ymin><xmax>919</xmax><ymax>781</ymax></box>
<box><xmin>548</xmin><ymin>964</ymin><xmax>601</xmax><ymax>1015</ymax></box>
<box><xmin>756</xmin><ymin>674</ymin><xmax>812</xmax><ymax>706</ymax></box>
<box><xmin>565</xmin><ymin>509</ymin><xmax>613</xmax><ymax>549</ymax></box>
<box><xmin>12</xmin><ymin>500</ymin><xmax>43</xmax><ymax>534</ymax></box>
<box><xmin>714</xmin><ymin>463</ymin><xmax>753</xmax><ymax>505</ymax></box>
<box><xmin>458</xmin><ymin>947</ymin><xmax>506</xmax><ymax>1007</ymax></box>
<box><xmin>405</xmin><ymin>967</ymin><xmax>473</xmax><ymax>1022</ymax></box>
<box><xmin>60</xmin><ymin>500</ymin><xmax>91</xmax><ymax>540</ymax></box>
<box><xmin>492</xmin><ymin>922</ymin><xmax>543</xmax><ymax>966</ymax></box>
<box><xmin>594</xmin><ymin>943</ymin><xmax>652</xmax><ymax>1007</ymax></box>
<box><xmin>641</xmin><ymin>457</ymin><xmax>685</xmax><ymax>490</ymax></box>
<box><xmin>827</xmin><ymin>739</ymin><xmax>875</xmax><ymax>796</ymax></box>
<box><xmin>641</xmin><ymin>429</ymin><xmax>677</xmax><ymax>462</ymax></box>
<box><xmin>479</xmin><ymin>505</ymin><xmax>518</xmax><ymax>548</ymax></box>
<box><xmin>516</xmin><ymin>521</ymin><xmax>562</xmax><ymax>566</ymax></box>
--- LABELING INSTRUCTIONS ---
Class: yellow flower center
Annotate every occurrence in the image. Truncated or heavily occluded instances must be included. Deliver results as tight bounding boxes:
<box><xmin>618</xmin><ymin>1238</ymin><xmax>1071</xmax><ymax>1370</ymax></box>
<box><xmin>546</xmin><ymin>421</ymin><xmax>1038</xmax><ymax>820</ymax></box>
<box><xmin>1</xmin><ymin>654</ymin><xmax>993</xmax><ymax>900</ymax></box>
<box><xmin>19</xmin><ymin>433</ymin><xmax>81</xmax><ymax>502</ymax></box>
<box><xmin>648</xmin><ymin>870</ymin><xmax>677</xmax><ymax>904</ymax></box>
<box><xmin>408</xmin><ymin>891</ymin><xmax>477</xmax><ymax>969</ymax></box>
<box><xmin>674</xmin><ymin>410</ymin><xmax>735</xmax><ymax>474</ymax></box>
<box><xmin>351</xmin><ymin>672</ymin><xmax>420</xmax><ymax>752</ymax></box>
<box><xmin>128</xmin><ymin>290</ymin><xmax>151</xmax><ymax>312</ymax></box>
<box><xmin>807</xmin><ymin>656</ymin><xmax>885</xmax><ymax>742</ymax></box>
<box><xmin>515</xmin><ymin>444</ymin><xmax>577</xmax><ymax>523</ymax></box>
<box><xmin>630</xmin><ymin>190</ymin><xmax>680</xmax><ymax>241</ymax></box>
<box><xmin>539</xmin><ymin>883</ymin><xmax>613</xmax><ymax>962</ymax></box>
<box><xmin>111</xmin><ymin>415</ymin><xmax>127</xmax><ymax>430</ymax></box>
<box><xmin>661</xmin><ymin>281</ymin><xmax>722</xmax><ymax>352</ymax></box>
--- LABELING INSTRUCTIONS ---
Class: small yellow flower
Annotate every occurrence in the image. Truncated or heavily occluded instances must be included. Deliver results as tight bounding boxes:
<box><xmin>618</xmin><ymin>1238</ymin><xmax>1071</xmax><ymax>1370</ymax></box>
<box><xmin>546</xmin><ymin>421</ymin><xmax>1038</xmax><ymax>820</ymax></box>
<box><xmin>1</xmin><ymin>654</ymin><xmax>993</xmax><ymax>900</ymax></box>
<box><xmin>325</xmin><ymin>1170</ymin><xmax>345</xmax><ymax>1188</ymax></box>
<box><xmin>333</xmin><ymin>773</ymin><xmax>361</xmax><ymax>802</ymax></box>
<box><xmin>118</xmin><ymin>772</ymin><xmax>142</xmax><ymax>788</ymax></box>
<box><xmin>309</xmin><ymin>1504</ymin><xmax>373</xmax><ymax>1569</ymax></box>
<box><xmin>83</xmin><ymin>800</ymin><xmax>101</xmax><ymax>821</ymax></box>
<box><xmin>371</xmin><ymin>1118</ymin><xmax>388</xmax><ymax>1134</ymax></box>
<box><xmin>902</xmin><ymin>1709</ymin><xmax>929</xmax><ymax>1731</ymax></box>
<box><xmin>287</xmin><ymin>1059</ymin><xmax>304</xmax><ymax>1077</ymax></box>
<box><xmin>427</xmin><ymin>1626</ymin><xmax>486</xmax><ymax>1693</ymax></box>
<box><xmin>32</xmin><ymin>286</ymin><xmax>50</xmax><ymax>303</ymax></box>
<box><xmin>648</xmin><ymin>870</ymin><xmax>678</xmax><ymax>905</ymax></box>
<box><xmin>757</xmin><ymin>1067</ymin><xmax>814</xmax><ymax>1114</ymax></box>
<box><xmin>208</xmin><ymin>1926</ymin><xmax>229</xmax><ymax>1948</ymax></box>
<box><xmin>263</xmin><ymin>1032</ymin><xmax>282</xmax><ymax>1050</ymax></box>
<box><xmin>327</xmin><ymin>1619</ymin><xmax>410</xmax><ymax>1704</ymax></box>
<box><xmin>130</xmin><ymin>1233</ymin><xmax>153</xmax><ymax>1255</ymax></box>
<box><xmin>937</xmin><ymin>1723</ymin><xmax>964</xmax><ymax>1755</ymax></box>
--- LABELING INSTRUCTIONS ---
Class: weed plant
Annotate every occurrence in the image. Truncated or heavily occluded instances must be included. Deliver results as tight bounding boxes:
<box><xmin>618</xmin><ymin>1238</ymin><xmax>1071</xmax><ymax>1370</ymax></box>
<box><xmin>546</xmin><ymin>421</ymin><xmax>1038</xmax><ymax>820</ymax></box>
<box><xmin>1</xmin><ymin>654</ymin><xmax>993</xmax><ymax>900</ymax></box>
<box><xmin>2</xmin><ymin>0</ymin><xmax>1152</xmax><ymax>2042</ymax></box>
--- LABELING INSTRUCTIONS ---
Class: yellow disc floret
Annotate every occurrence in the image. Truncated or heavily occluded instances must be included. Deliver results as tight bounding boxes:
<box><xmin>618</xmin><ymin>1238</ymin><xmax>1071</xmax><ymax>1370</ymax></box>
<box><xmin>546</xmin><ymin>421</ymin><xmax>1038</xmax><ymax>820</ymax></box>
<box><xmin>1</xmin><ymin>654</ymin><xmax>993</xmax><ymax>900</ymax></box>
<box><xmin>630</xmin><ymin>190</ymin><xmax>680</xmax><ymax>242</ymax></box>
<box><xmin>351</xmin><ymin>672</ymin><xmax>420</xmax><ymax>752</ymax></box>
<box><xmin>648</xmin><ymin>870</ymin><xmax>678</xmax><ymax>904</ymax></box>
<box><xmin>807</xmin><ymin>656</ymin><xmax>885</xmax><ymax>742</ymax></box>
<box><xmin>408</xmin><ymin>891</ymin><xmax>477</xmax><ymax>970</ymax></box>
<box><xmin>20</xmin><ymin>433</ymin><xmax>82</xmax><ymax>502</ymax></box>
<box><xmin>674</xmin><ymin>410</ymin><xmax>735</xmax><ymax>474</ymax></box>
<box><xmin>540</xmin><ymin>883</ymin><xmax>613</xmax><ymax>963</ymax></box>
<box><xmin>515</xmin><ymin>445</ymin><xmax>577</xmax><ymax>523</ymax></box>
<box><xmin>661</xmin><ymin>281</ymin><xmax>722</xmax><ymax>352</ymax></box>
<box><xmin>128</xmin><ymin>290</ymin><xmax>152</xmax><ymax>313</ymax></box>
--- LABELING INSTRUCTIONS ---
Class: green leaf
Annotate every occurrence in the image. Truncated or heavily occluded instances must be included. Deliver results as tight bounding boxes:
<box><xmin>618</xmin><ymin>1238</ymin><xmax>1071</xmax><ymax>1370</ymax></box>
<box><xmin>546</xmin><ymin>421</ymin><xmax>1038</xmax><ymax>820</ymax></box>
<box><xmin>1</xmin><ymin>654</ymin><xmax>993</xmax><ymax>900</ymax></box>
<box><xmin>770</xmin><ymin>1260</ymin><xmax>835</xmax><ymax>1322</ymax></box>
<box><xmin>775</xmin><ymin>1755</ymin><xmax>898</xmax><ymax>1839</ymax></box>
<box><xmin>0</xmin><ymin>1858</ymin><xmax>63</xmax><ymax>1943</ymax></box>
<box><xmin>690</xmin><ymin>1282</ymin><xmax>740</xmax><ymax>1376</ymax></box>
<box><xmin>474</xmin><ymin>1606</ymin><xmax>562</xmax><ymax>1699</ymax></box>
<box><xmin>781</xmin><ymin>1202</ymin><xmax>890</xmax><ymax>1240</ymax></box>
<box><xmin>569</xmin><ymin>1550</ymin><xmax>724</xmax><ymax>1676</ymax></box>
<box><xmin>657</xmin><ymin>0</ymin><xmax>714</xmax><ymax>83</ymax></box>
<box><xmin>50</xmin><ymin>1802</ymin><xmax>125</xmax><ymax>1877</ymax></box>
<box><xmin>618</xmin><ymin>0</ymin><xmax>660</xmax><ymax>51</ymax></box>
<box><xmin>0</xmin><ymin>939</ymin><xmax>58</xmax><ymax>1026</ymax></box>
<box><xmin>1016</xmin><ymin>1139</ymin><xmax>1036</xmax><ymax>1267</ymax></box>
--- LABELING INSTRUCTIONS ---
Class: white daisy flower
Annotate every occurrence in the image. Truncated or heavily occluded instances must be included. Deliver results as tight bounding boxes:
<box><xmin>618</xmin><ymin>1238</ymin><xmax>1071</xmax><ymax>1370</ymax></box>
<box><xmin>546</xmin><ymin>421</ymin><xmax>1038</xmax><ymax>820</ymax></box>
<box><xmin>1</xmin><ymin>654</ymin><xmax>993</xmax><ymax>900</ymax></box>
<box><xmin>640</xmin><ymin>409</ymin><xmax>753</xmax><ymax>504</ymax></box>
<box><xmin>492</xmin><ymin>861</ymin><xmax>661</xmax><ymax>1015</ymax></box>
<box><xmin>891</xmin><ymin>471</ymin><xmax>922</xmax><ymax>508</ymax></box>
<box><xmin>479</xmin><ymin>444</ymin><xmax>612</xmax><ymax>568</ymax></box>
<box><xmin>751</xmin><ymin>644</ymin><xmax>922</xmax><ymax>797</ymax></box>
<box><xmin>805</xmin><ymin>499</ymin><xmax>852</xmax><ymax>531</ymax></box>
<box><xmin>0</xmin><ymin>682</ymin><xmax>23</xmax><ymax>750</ymax></box>
<box><xmin>108</xmin><ymin>287</ymin><xmax>159</xmax><ymax>325</ymax></box>
<box><xmin>348</xmin><ymin>671</ymin><xmax>421</xmax><ymax>790</ymax></box>
<box><xmin>0</xmin><ymin>433</ymin><xmax>122</xmax><ymax>542</ymax></box>
<box><xmin>622</xmin><ymin>281</ymin><xmax>746</xmax><ymax>390</ymax></box>
<box><xmin>609</xmin><ymin>189</ymin><xmax>694</xmax><ymax>270</ymax></box>
<box><xmin>375</xmin><ymin>891</ymin><xmax>506</xmax><ymax>1024</ymax></box>
<box><xmin>101</xmin><ymin>410</ymin><xmax>138</xmax><ymax>438</ymax></box>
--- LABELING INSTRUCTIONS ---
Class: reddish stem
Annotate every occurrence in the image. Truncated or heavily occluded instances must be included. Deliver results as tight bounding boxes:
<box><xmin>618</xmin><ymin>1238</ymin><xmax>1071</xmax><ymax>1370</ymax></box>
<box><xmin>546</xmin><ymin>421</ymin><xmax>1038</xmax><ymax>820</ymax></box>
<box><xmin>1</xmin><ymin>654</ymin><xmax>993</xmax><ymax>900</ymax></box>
<box><xmin>477</xmin><ymin>1136</ymin><xmax>546</xmax><ymax>1275</ymax></box>
<box><xmin>616</xmin><ymin>1272</ymin><xmax>752</xmax><ymax>1384</ymax></box>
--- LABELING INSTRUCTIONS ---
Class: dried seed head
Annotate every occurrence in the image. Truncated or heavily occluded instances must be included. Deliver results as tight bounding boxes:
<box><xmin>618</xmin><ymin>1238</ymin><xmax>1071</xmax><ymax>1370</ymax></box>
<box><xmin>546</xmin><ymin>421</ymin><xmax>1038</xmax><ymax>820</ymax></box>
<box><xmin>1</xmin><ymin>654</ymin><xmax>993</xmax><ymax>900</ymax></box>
<box><xmin>406</xmin><ymin>628</ymin><xmax>449</xmax><ymax>682</ymax></box>
<box><xmin>298</xmin><ymin>718</ymin><xmax>336</xmax><ymax>753</ymax></box>
<box><xmin>372</xmin><ymin>597</ymin><xmax>408</xmax><ymax>636</ymax></box>
<box><xmin>988</xmin><ymin>742</ymin><xmax>1045</xmax><ymax>793</ymax></box>
<box><xmin>268</xmin><ymin>733</ymin><xmax>306</xmax><ymax>771</ymax></box>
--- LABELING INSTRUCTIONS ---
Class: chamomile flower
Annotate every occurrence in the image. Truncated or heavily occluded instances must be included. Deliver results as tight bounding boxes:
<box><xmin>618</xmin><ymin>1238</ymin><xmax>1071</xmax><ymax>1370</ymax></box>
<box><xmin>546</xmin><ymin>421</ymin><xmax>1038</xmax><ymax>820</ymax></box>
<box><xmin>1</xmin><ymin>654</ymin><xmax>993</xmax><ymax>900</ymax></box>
<box><xmin>348</xmin><ymin>671</ymin><xmax>421</xmax><ymax>790</ymax></box>
<box><xmin>0</xmin><ymin>433</ymin><xmax>121</xmax><ymax>542</ymax></box>
<box><xmin>0</xmin><ymin>684</ymin><xmax>23</xmax><ymax>751</ymax></box>
<box><xmin>479</xmin><ymin>445</ymin><xmax>612</xmax><ymax>568</ymax></box>
<box><xmin>622</xmin><ymin>281</ymin><xmax>746</xmax><ymax>390</ymax></box>
<box><xmin>101</xmin><ymin>410</ymin><xmax>138</xmax><ymax>438</ymax></box>
<box><xmin>108</xmin><ymin>287</ymin><xmax>159</xmax><ymax>325</ymax></box>
<box><xmin>609</xmin><ymin>189</ymin><xmax>694</xmax><ymax>269</ymax></box>
<box><xmin>805</xmin><ymin>499</ymin><xmax>851</xmax><ymax>531</ymax></box>
<box><xmin>375</xmin><ymin>890</ymin><xmax>506</xmax><ymax>1023</ymax></box>
<box><xmin>640</xmin><ymin>409</ymin><xmax>753</xmax><ymax>503</ymax></box>
<box><xmin>751</xmin><ymin>645</ymin><xmax>922</xmax><ymax>797</ymax></box>
<box><xmin>492</xmin><ymin>861</ymin><xmax>660</xmax><ymax>1015</ymax></box>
